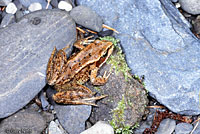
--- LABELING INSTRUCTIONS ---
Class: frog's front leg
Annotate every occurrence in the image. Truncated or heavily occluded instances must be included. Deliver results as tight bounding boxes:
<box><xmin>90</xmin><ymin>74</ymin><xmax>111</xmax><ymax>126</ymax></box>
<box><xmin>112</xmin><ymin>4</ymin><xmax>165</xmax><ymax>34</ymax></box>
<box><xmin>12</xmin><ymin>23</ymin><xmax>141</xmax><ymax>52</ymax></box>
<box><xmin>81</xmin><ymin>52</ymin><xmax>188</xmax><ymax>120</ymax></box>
<box><xmin>52</xmin><ymin>83</ymin><xmax>107</xmax><ymax>106</ymax></box>
<box><xmin>89</xmin><ymin>45</ymin><xmax>114</xmax><ymax>85</ymax></box>
<box><xmin>46</xmin><ymin>47</ymin><xmax>68</xmax><ymax>86</ymax></box>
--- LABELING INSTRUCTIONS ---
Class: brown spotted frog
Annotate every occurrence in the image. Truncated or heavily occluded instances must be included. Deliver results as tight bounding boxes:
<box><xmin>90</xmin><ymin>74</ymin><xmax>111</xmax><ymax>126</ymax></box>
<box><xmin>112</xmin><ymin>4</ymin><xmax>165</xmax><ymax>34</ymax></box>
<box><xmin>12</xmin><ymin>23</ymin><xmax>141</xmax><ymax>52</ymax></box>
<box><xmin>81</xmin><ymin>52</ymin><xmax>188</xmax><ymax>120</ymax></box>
<box><xmin>46</xmin><ymin>39</ymin><xmax>114</xmax><ymax>106</ymax></box>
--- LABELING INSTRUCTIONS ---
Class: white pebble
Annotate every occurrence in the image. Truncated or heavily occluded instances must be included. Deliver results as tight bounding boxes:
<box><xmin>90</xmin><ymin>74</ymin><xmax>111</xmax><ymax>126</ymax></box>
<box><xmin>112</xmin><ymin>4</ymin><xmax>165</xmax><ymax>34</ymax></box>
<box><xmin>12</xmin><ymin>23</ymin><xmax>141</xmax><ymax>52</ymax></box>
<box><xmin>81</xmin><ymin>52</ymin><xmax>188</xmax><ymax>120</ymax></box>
<box><xmin>81</xmin><ymin>121</ymin><xmax>114</xmax><ymax>134</ymax></box>
<box><xmin>6</xmin><ymin>2</ymin><xmax>17</xmax><ymax>14</ymax></box>
<box><xmin>48</xmin><ymin>121</ymin><xmax>63</xmax><ymax>134</ymax></box>
<box><xmin>58</xmin><ymin>1</ymin><xmax>72</xmax><ymax>12</ymax></box>
<box><xmin>28</xmin><ymin>2</ymin><xmax>42</xmax><ymax>12</ymax></box>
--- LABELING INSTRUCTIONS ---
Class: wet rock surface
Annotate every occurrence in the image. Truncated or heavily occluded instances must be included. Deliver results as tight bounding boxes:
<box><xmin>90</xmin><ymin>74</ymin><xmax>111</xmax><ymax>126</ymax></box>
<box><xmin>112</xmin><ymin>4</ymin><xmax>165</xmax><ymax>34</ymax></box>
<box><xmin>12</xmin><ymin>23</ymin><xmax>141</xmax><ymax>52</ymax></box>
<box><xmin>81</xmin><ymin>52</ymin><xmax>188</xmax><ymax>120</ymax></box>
<box><xmin>0</xmin><ymin>10</ymin><xmax>76</xmax><ymax>118</ymax></box>
<box><xmin>77</xmin><ymin>0</ymin><xmax>200</xmax><ymax>115</ymax></box>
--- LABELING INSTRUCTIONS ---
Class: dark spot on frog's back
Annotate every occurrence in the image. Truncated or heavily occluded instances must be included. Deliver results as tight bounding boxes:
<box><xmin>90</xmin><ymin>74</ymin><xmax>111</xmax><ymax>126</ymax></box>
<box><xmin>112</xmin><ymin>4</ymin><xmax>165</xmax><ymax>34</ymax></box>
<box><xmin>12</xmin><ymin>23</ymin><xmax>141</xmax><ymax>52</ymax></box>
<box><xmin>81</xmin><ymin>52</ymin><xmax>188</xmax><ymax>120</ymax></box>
<box><xmin>30</xmin><ymin>17</ymin><xmax>41</xmax><ymax>25</ymax></box>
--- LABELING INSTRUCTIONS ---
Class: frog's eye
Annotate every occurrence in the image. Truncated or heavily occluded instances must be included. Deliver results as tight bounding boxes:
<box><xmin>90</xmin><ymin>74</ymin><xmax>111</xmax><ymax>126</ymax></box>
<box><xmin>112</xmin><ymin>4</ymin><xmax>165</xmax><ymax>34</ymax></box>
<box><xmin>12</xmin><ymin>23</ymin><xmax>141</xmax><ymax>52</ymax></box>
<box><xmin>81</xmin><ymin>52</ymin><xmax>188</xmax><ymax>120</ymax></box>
<box><xmin>89</xmin><ymin>53</ymin><xmax>91</xmax><ymax>56</ymax></box>
<box><xmin>79</xmin><ymin>62</ymin><xmax>81</xmax><ymax>66</ymax></box>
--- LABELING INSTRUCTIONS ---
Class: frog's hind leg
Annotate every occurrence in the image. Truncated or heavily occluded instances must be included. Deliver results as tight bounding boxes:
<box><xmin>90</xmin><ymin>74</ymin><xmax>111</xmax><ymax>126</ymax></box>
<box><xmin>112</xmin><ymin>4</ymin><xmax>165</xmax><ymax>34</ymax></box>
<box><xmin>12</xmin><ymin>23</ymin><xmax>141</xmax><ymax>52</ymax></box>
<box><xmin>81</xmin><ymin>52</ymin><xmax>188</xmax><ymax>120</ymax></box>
<box><xmin>52</xmin><ymin>84</ymin><xmax>107</xmax><ymax>106</ymax></box>
<box><xmin>46</xmin><ymin>47</ymin><xmax>57</xmax><ymax>82</ymax></box>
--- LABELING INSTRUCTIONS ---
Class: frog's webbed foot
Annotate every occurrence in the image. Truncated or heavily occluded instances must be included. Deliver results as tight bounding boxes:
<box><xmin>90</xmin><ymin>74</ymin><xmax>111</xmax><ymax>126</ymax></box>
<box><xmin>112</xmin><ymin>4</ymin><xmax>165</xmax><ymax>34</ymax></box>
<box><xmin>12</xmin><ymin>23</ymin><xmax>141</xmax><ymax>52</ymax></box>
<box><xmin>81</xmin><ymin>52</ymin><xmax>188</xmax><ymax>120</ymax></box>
<box><xmin>90</xmin><ymin>68</ymin><xmax>111</xmax><ymax>85</ymax></box>
<box><xmin>52</xmin><ymin>83</ymin><xmax>107</xmax><ymax>106</ymax></box>
<box><xmin>73</xmin><ymin>36</ymin><xmax>94</xmax><ymax>50</ymax></box>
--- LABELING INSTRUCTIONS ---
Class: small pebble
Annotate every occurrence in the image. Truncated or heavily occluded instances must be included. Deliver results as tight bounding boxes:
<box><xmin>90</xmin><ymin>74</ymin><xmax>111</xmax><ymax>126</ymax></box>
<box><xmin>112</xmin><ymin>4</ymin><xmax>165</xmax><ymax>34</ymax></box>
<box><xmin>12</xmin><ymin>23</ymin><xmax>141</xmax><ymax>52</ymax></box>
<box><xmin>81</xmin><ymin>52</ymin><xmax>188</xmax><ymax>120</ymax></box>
<box><xmin>13</xmin><ymin>0</ymin><xmax>23</xmax><ymax>10</ymax></box>
<box><xmin>48</xmin><ymin>121</ymin><xmax>64</xmax><ymax>134</ymax></box>
<box><xmin>0</xmin><ymin>0</ymin><xmax>11</xmax><ymax>6</ymax></box>
<box><xmin>6</xmin><ymin>2</ymin><xmax>17</xmax><ymax>14</ymax></box>
<box><xmin>39</xmin><ymin>90</ymin><xmax>50</xmax><ymax>110</ymax></box>
<box><xmin>98</xmin><ymin>30</ymin><xmax>113</xmax><ymax>37</ymax></box>
<box><xmin>193</xmin><ymin>16</ymin><xmax>200</xmax><ymax>35</ymax></box>
<box><xmin>175</xmin><ymin>123</ymin><xmax>193</xmax><ymax>134</ymax></box>
<box><xmin>155</xmin><ymin>118</ymin><xmax>176</xmax><ymax>134</ymax></box>
<box><xmin>81</xmin><ymin>121</ymin><xmax>114</xmax><ymax>134</ymax></box>
<box><xmin>50</xmin><ymin>0</ymin><xmax>58</xmax><ymax>8</ymax></box>
<box><xmin>0</xmin><ymin>13</ymin><xmax>15</xmax><ymax>27</ymax></box>
<box><xmin>28</xmin><ymin>2</ymin><xmax>42</xmax><ymax>12</ymax></box>
<box><xmin>179</xmin><ymin>0</ymin><xmax>200</xmax><ymax>15</ymax></box>
<box><xmin>15</xmin><ymin>10</ymin><xmax>24</xmax><ymax>22</ymax></box>
<box><xmin>175</xmin><ymin>3</ymin><xmax>181</xmax><ymax>8</ymax></box>
<box><xmin>70</xmin><ymin>6</ymin><xmax>103</xmax><ymax>32</ymax></box>
<box><xmin>58</xmin><ymin>0</ymin><xmax>72</xmax><ymax>12</ymax></box>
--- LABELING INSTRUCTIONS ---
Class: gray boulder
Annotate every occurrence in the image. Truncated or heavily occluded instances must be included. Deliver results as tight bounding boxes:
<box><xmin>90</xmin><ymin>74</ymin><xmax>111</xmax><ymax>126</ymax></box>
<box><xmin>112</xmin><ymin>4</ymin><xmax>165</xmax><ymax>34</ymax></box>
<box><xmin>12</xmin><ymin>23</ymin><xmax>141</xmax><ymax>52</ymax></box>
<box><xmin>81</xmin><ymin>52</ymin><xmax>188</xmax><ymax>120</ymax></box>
<box><xmin>0</xmin><ymin>10</ymin><xmax>76</xmax><ymax>118</ymax></box>
<box><xmin>77</xmin><ymin>0</ymin><xmax>200</xmax><ymax>115</ymax></box>
<box><xmin>70</xmin><ymin>5</ymin><xmax>103</xmax><ymax>32</ymax></box>
<box><xmin>179</xmin><ymin>0</ymin><xmax>200</xmax><ymax>15</ymax></box>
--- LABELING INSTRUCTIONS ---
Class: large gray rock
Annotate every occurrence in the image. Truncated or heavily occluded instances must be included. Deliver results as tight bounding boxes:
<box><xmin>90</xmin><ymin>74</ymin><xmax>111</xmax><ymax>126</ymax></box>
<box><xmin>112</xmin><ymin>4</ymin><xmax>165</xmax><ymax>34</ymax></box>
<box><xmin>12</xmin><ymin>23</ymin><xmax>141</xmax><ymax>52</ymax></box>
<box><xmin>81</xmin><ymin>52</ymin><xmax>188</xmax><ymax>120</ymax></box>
<box><xmin>179</xmin><ymin>0</ymin><xmax>200</xmax><ymax>15</ymax></box>
<box><xmin>0</xmin><ymin>10</ymin><xmax>76</xmax><ymax>118</ymax></box>
<box><xmin>77</xmin><ymin>0</ymin><xmax>200</xmax><ymax>115</ymax></box>
<box><xmin>0</xmin><ymin>104</ymin><xmax>48</xmax><ymax>134</ymax></box>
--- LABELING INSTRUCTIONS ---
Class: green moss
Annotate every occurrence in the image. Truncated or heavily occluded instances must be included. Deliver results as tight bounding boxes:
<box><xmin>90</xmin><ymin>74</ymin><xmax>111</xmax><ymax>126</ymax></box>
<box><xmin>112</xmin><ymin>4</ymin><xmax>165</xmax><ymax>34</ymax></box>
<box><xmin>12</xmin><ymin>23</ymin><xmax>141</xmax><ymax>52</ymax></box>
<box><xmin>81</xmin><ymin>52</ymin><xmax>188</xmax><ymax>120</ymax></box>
<box><xmin>94</xmin><ymin>86</ymin><xmax>102</xmax><ymax>92</ymax></box>
<box><xmin>110</xmin><ymin>95</ymin><xmax>126</xmax><ymax>129</ymax></box>
<box><xmin>101</xmin><ymin>36</ymin><xmax>140</xmax><ymax>133</ymax></box>
<box><xmin>100</xmin><ymin>36</ymin><xmax>132</xmax><ymax>81</ymax></box>
<box><xmin>133</xmin><ymin>75</ymin><xmax>140</xmax><ymax>81</ymax></box>
<box><xmin>115</xmin><ymin>123</ymin><xmax>139</xmax><ymax>134</ymax></box>
<box><xmin>100</xmin><ymin>36</ymin><xmax>120</xmax><ymax>47</ymax></box>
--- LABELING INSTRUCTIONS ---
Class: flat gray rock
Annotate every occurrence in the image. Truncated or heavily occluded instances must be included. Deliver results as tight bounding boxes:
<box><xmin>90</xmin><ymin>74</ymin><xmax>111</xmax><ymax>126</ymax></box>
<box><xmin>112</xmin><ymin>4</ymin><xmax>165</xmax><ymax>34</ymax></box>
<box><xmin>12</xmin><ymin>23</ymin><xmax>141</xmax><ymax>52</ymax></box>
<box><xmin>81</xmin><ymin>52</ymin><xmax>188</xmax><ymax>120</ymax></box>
<box><xmin>55</xmin><ymin>105</ymin><xmax>91</xmax><ymax>134</ymax></box>
<box><xmin>155</xmin><ymin>118</ymin><xmax>176</xmax><ymax>134</ymax></box>
<box><xmin>0</xmin><ymin>10</ymin><xmax>76</xmax><ymax>118</ymax></box>
<box><xmin>0</xmin><ymin>105</ymin><xmax>47</xmax><ymax>134</ymax></box>
<box><xmin>77</xmin><ymin>0</ymin><xmax>200</xmax><ymax>115</ymax></box>
<box><xmin>175</xmin><ymin>123</ymin><xmax>193</xmax><ymax>134</ymax></box>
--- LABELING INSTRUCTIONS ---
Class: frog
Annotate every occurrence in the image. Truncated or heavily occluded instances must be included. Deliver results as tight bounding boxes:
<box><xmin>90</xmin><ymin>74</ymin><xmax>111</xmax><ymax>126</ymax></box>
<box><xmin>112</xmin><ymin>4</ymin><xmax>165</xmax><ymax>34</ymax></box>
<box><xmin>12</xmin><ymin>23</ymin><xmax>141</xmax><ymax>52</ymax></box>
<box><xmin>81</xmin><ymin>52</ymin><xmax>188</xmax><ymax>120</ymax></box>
<box><xmin>46</xmin><ymin>39</ymin><xmax>114</xmax><ymax>106</ymax></box>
